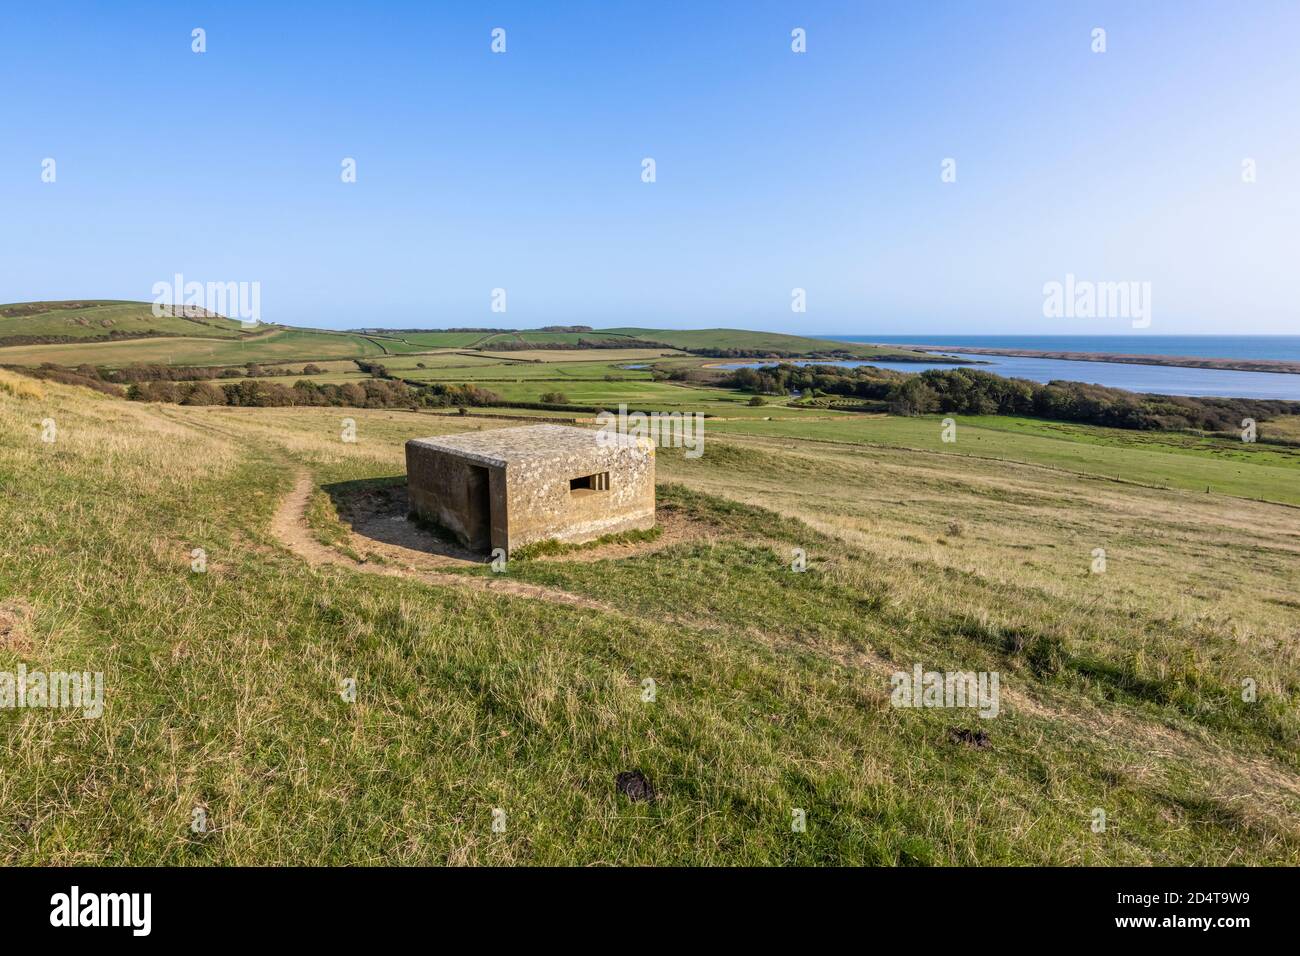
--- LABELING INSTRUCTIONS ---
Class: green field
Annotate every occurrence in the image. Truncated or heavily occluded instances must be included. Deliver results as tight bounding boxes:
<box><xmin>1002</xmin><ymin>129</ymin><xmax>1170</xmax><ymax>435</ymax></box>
<box><xmin>3</xmin><ymin>301</ymin><xmax>1300</xmax><ymax>865</ymax></box>
<box><xmin>705</xmin><ymin>413</ymin><xmax>1300</xmax><ymax>506</ymax></box>
<box><xmin>0</xmin><ymin>327</ymin><xmax>389</xmax><ymax>367</ymax></box>
<box><xmin>0</xmin><ymin>302</ymin><xmax>928</xmax><ymax>370</ymax></box>
<box><xmin>379</xmin><ymin>332</ymin><xmax>495</xmax><ymax>348</ymax></box>
<box><xmin>379</xmin><ymin>352</ymin><xmax>507</xmax><ymax>369</ymax></box>
<box><xmin>392</xmin><ymin>356</ymin><xmax>653</xmax><ymax>381</ymax></box>
<box><xmin>478</xmin><ymin>331</ymin><xmax>646</xmax><ymax>346</ymax></box>
<box><xmin>0</xmin><ymin>300</ymin><xmax>249</xmax><ymax>342</ymax></box>
<box><xmin>473</xmin><ymin>348</ymin><xmax>683</xmax><ymax>363</ymax></box>
<box><xmin>601</xmin><ymin>327</ymin><xmax>921</xmax><ymax>358</ymax></box>
<box><xmin>3</xmin><ymin>377</ymin><xmax>1298</xmax><ymax>865</ymax></box>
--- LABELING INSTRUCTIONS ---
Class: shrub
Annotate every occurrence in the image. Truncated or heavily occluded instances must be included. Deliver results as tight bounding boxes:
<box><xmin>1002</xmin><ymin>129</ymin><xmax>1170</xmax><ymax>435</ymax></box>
<box><xmin>887</xmin><ymin>377</ymin><xmax>939</xmax><ymax>416</ymax></box>
<box><xmin>180</xmin><ymin>382</ymin><xmax>228</xmax><ymax>406</ymax></box>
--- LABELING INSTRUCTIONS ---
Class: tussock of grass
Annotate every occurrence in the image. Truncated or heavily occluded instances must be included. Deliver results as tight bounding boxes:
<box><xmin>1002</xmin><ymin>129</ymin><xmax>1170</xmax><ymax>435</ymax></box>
<box><xmin>510</xmin><ymin>525</ymin><xmax>663</xmax><ymax>561</ymax></box>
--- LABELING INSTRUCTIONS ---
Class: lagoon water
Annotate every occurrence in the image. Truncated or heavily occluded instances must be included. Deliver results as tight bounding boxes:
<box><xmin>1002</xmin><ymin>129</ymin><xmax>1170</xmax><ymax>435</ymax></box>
<box><xmin>830</xmin><ymin>335</ymin><xmax>1300</xmax><ymax>362</ymax></box>
<box><xmin>721</xmin><ymin>336</ymin><xmax>1300</xmax><ymax>399</ymax></box>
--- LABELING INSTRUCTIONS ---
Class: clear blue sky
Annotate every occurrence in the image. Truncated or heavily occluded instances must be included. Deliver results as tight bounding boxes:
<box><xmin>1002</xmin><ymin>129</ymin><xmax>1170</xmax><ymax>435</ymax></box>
<box><xmin>3</xmin><ymin>1</ymin><xmax>1297</xmax><ymax>334</ymax></box>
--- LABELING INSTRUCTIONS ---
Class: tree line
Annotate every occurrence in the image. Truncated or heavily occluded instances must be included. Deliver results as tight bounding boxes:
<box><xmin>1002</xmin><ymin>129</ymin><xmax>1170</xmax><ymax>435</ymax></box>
<box><xmin>127</xmin><ymin>377</ymin><xmax>502</xmax><ymax>409</ymax></box>
<box><xmin>721</xmin><ymin>363</ymin><xmax>1299</xmax><ymax>432</ymax></box>
<box><xmin>5</xmin><ymin>361</ymin><xmax>502</xmax><ymax>409</ymax></box>
<box><xmin>101</xmin><ymin>362</ymin><xmax>328</xmax><ymax>383</ymax></box>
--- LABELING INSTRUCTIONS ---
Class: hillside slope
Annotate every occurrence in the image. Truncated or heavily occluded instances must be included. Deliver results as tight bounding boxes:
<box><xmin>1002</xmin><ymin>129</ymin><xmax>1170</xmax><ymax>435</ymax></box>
<box><xmin>0</xmin><ymin>301</ymin><xmax>403</xmax><ymax>367</ymax></box>
<box><xmin>0</xmin><ymin>300</ymin><xmax>930</xmax><ymax>368</ymax></box>
<box><xmin>0</xmin><ymin>300</ymin><xmax>250</xmax><ymax>343</ymax></box>
<box><xmin>2</xmin><ymin>380</ymin><xmax>1297</xmax><ymax>864</ymax></box>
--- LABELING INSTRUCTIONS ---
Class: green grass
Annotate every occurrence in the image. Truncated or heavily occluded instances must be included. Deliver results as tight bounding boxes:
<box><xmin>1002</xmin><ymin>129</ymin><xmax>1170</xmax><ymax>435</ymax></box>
<box><xmin>509</xmin><ymin>525</ymin><xmax>663</xmax><ymax>560</ymax></box>
<box><xmin>365</xmin><ymin>332</ymin><xmax>492</xmax><ymax>351</ymax></box>
<box><xmin>2</xmin><ymin>386</ymin><xmax>1298</xmax><ymax>864</ymax></box>
<box><xmin>392</xmin><ymin>357</ymin><xmax>656</xmax><ymax>382</ymax></box>
<box><xmin>464</xmin><ymin>379</ymin><xmax>711</xmax><ymax>406</ymax></box>
<box><xmin>707</xmin><ymin>413</ymin><xmax>1300</xmax><ymax>506</ymax></box>
<box><xmin>4</xmin><ymin>307</ymin><xmax>1300</xmax><ymax>866</ymax></box>
<box><xmin>385</xmin><ymin>360</ymin><xmax>836</xmax><ymax>417</ymax></box>
<box><xmin>0</xmin><ymin>327</ymin><xmax>389</xmax><ymax>368</ymax></box>
<box><xmin>600</xmin><ymin>327</ymin><xmax>923</xmax><ymax>358</ymax></box>
<box><xmin>0</xmin><ymin>304</ymin><xmax>923</xmax><ymax>367</ymax></box>
<box><xmin>382</xmin><ymin>353</ymin><xmax>523</xmax><ymax>373</ymax></box>
<box><xmin>0</xmin><ymin>300</ymin><xmax>249</xmax><ymax>341</ymax></box>
<box><xmin>479</xmin><ymin>331</ymin><xmax>645</xmax><ymax>346</ymax></box>
<box><xmin>0</xmin><ymin>301</ymin><xmax>434</xmax><ymax>366</ymax></box>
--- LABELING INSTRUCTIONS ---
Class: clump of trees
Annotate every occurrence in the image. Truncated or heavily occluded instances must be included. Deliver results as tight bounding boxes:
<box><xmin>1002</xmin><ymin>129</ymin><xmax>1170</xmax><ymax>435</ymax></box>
<box><xmin>539</xmin><ymin>391</ymin><xmax>570</xmax><ymax>404</ymax></box>
<box><xmin>720</xmin><ymin>363</ymin><xmax>1300</xmax><ymax>432</ymax></box>
<box><xmin>722</xmin><ymin>363</ymin><xmax>900</xmax><ymax>400</ymax></box>
<box><xmin>102</xmin><ymin>361</ymin><xmax>326</xmax><ymax>384</ymax></box>
<box><xmin>0</xmin><ymin>331</ymin><xmax>180</xmax><ymax>349</ymax></box>
<box><xmin>898</xmin><ymin>368</ymin><xmax>1297</xmax><ymax>431</ymax></box>
<box><xmin>8</xmin><ymin>359</ymin><xmax>507</xmax><ymax>410</ymax></box>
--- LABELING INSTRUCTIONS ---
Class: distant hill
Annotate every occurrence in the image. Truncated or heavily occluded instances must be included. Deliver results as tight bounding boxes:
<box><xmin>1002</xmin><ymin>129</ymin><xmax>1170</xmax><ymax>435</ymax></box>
<box><xmin>0</xmin><ymin>301</ymin><xmax>397</xmax><ymax>367</ymax></box>
<box><xmin>0</xmin><ymin>300</ymin><xmax>251</xmax><ymax>345</ymax></box>
<box><xmin>0</xmin><ymin>301</ymin><xmax>924</xmax><ymax>367</ymax></box>
<box><xmin>357</xmin><ymin>325</ymin><xmax>923</xmax><ymax>359</ymax></box>
<box><xmin>598</xmin><ymin>327</ymin><xmax>920</xmax><ymax>359</ymax></box>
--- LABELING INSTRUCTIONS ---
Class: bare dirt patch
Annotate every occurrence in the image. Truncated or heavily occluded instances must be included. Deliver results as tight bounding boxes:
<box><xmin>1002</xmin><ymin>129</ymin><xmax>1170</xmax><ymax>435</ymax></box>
<box><xmin>322</xmin><ymin>477</ymin><xmax>709</xmax><ymax>568</ymax></box>
<box><xmin>321</xmin><ymin>481</ymin><xmax>480</xmax><ymax>568</ymax></box>
<box><xmin>0</xmin><ymin>600</ymin><xmax>34</xmax><ymax>652</ymax></box>
<box><xmin>271</xmin><ymin>472</ymin><xmax>612</xmax><ymax>611</ymax></box>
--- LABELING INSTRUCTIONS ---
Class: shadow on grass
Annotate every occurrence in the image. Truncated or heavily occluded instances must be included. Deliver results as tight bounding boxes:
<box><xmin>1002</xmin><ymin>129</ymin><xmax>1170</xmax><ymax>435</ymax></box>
<box><xmin>320</xmin><ymin>476</ymin><xmax>486</xmax><ymax>562</ymax></box>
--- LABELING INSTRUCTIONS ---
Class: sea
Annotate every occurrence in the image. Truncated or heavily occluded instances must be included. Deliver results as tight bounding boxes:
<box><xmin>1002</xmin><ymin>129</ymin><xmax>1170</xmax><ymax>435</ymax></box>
<box><xmin>720</xmin><ymin>335</ymin><xmax>1300</xmax><ymax>400</ymax></box>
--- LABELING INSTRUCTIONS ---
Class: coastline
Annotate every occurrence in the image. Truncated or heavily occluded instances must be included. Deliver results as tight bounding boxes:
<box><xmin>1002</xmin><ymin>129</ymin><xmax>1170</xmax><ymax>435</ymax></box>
<box><xmin>887</xmin><ymin>344</ymin><xmax>1300</xmax><ymax>376</ymax></box>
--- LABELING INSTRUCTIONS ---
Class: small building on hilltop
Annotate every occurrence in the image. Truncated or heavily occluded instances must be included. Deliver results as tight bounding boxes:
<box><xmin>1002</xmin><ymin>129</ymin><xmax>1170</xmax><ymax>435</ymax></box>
<box><xmin>406</xmin><ymin>424</ymin><xmax>655</xmax><ymax>554</ymax></box>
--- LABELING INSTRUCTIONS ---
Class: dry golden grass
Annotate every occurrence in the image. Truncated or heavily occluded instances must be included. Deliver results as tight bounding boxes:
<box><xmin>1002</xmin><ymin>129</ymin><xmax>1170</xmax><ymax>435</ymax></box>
<box><xmin>0</xmin><ymin>369</ymin><xmax>44</xmax><ymax>400</ymax></box>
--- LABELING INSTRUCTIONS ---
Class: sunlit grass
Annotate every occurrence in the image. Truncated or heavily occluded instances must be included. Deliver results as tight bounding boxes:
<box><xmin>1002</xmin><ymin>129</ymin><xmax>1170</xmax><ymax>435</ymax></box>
<box><xmin>2</xmin><ymin>383</ymin><xmax>1298</xmax><ymax>864</ymax></box>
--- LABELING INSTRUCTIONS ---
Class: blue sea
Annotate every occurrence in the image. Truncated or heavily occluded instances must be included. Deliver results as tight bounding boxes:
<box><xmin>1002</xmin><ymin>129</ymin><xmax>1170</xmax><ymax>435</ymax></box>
<box><xmin>721</xmin><ymin>336</ymin><xmax>1300</xmax><ymax>400</ymax></box>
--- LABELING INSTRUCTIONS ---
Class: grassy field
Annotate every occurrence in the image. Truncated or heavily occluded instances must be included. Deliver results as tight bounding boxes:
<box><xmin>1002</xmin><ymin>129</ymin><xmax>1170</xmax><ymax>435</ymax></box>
<box><xmin>380</xmin><ymin>350</ymin><xmax>680</xmax><ymax>376</ymax></box>
<box><xmin>472</xmin><ymin>348</ymin><xmax>683</xmax><ymax>363</ymax></box>
<box><xmin>381</xmin><ymin>358</ymin><xmax>830</xmax><ymax>416</ymax></box>
<box><xmin>0</xmin><ymin>301</ymin><xmax>927</xmax><ymax>370</ymax></box>
<box><xmin>373</xmin><ymin>332</ymin><xmax>500</xmax><ymax>348</ymax></box>
<box><xmin>707</xmin><ymin>413</ymin><xmax>1300</xmax><ymax>506</ymax></box>
<box><xmin>2</xmin><ymin>374</ymin><xmax>1298</xmax><ymax>865</ymax></box>
<box><xmin>0</xmin><ymin>301</ymin><xmax>249</xmax><ymax>341</ymax></box>
<box><xmin>0</xmin><ymin>328</ymin><xmax>390</xmax><ymax>368</ymax></box>
<box><xmin>379</xmin><ymin>352</ymin><xmax>516</xmax><ymax>370</ymax></box>
<box><xmin>478</xmin><ymin>331</ymin><xmax>648</xmax><ymax>347</ymax></box>
<box><xmin>601</xmin><ymin>327</ymin><xmax>922</xmax><ymax>358</ymax></box>
<box><xmin>1262</xmin><ymin>415</ymin><xmax>1300</xmax><ymax>442</ymax></box>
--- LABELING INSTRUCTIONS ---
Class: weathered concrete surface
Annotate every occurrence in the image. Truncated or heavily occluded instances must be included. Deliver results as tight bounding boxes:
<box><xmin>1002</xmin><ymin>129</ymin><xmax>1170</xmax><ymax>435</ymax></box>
<box><xmin>406</xmin><ymin>424</ymin><xmax>654</xmax><ymax>554</ymax></box>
